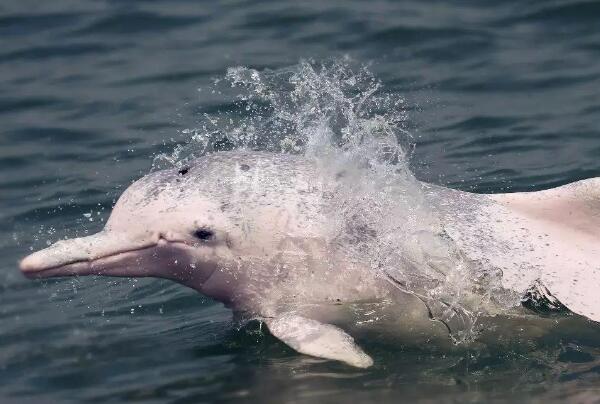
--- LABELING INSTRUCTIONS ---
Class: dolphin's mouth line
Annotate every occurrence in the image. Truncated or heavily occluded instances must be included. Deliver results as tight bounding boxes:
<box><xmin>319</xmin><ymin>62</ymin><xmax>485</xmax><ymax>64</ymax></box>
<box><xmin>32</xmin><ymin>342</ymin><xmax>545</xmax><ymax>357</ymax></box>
<box><xmin>21</xmin><ymin>240</ymin><xmax>193</xmax><ymax>277</ymax></box>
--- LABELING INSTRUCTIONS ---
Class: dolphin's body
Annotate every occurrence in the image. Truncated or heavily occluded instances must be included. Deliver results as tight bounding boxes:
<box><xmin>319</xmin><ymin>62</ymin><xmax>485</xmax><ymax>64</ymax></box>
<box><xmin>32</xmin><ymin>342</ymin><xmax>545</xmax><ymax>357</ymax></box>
<box><xmin>20</xmin><ymin>151</ymin><xmax>600</xmax><ymax>367</ymax></box>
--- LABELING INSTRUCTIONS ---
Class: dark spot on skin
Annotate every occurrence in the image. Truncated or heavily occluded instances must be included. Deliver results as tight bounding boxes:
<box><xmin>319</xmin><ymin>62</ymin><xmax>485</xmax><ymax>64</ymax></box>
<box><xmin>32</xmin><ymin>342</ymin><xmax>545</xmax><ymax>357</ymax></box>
<box><xmin>178</xmin><ymin>167</ymin><xmax>189</xmax><ymax>176</ymax></box>
<box><xmin>193</xmin><ymin>228</ymin><xmax>215</xmax><ymax>241</ymax></box>
<box><xmin>240</xmin><ymin>164</ymin><xmax>250</xmax><ymax>171</ymax></box>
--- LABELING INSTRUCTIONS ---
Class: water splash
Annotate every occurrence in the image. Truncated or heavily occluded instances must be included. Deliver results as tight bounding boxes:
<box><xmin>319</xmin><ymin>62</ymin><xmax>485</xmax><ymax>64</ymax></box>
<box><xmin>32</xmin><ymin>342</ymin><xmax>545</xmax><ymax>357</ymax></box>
<box><xmin>155</xmin><ymin>59</ymin><xmax>512</xmax><ymax>341</ymax></box>
<box><xmin>154</xmin><ymin>59</ymin><xmax>411</xmax><ymax>168</ymax></box>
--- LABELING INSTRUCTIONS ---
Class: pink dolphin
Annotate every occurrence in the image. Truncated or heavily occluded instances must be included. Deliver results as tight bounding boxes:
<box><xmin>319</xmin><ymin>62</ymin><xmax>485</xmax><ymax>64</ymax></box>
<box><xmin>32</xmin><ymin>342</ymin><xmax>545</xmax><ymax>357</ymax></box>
<box><xmin>19</xmin><ymin>151</ymin><xmax>600</xmax><ymax>367</ymax></box>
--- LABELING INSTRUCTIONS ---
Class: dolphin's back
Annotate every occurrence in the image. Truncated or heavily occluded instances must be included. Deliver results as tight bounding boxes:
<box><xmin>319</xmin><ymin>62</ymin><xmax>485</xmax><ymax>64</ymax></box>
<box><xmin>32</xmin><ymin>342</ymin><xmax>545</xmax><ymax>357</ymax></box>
<box><xmin>490</xmin><ymin>178</ymin><xmax>600</xmax><ymax>322</ymax></box>
<box><xmin>491</xmin><ymin>178</ymin><xmax>600</xmax><ymax>239</ymax></box>
<box><xmin>435</xmin><ymin>178</ymin><xmax>600</xmax><ymax>323</ymax></box>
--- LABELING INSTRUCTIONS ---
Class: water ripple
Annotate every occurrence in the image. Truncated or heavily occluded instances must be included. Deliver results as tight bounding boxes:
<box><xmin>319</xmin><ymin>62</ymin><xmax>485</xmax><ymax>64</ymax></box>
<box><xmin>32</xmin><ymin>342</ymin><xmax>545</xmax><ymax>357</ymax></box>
<box><xmin>74</xmin><ymin>11</ymin><xmax>204</xmax><ymax>36</ymax></box>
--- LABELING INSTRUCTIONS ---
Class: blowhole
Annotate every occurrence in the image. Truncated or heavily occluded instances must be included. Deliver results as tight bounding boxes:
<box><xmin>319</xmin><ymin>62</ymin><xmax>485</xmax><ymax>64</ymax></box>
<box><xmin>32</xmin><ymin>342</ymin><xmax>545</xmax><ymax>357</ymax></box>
<box><xmin>178</xmin><ymin>167</ymin><xmax>190</xmax><ymax>176</ymax></box>
<box><xmin>240</xmin><ymin>163</ymin><xmax>250</xmax><ymax>171</ymax></box>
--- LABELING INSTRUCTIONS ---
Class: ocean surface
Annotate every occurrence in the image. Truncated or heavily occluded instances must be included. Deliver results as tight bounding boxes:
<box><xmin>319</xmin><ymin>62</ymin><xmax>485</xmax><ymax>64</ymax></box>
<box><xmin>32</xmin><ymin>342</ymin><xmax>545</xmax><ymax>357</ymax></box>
<box><xmin>2</xmin><ymin>1</ymin><xmax>600</xmax><ymax>403</ymax></box>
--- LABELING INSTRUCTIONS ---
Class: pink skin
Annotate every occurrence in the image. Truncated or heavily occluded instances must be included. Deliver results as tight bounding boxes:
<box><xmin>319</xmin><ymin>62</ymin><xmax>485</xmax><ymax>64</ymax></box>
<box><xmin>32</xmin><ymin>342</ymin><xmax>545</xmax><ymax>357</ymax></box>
<box><xmin>488</xmin><ymin>179</ymin><xmax>600</xmax><ymax>321</ymax></box>
<box><xmin>429</xmin><ymin>177</ymin><xmax>600</xmax><ymax>322</ymax></box>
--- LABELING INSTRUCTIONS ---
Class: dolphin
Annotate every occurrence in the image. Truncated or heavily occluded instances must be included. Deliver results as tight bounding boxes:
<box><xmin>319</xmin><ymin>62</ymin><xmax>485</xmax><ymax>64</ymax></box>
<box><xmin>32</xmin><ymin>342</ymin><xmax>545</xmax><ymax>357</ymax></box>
<box><xmin>19</xmin><ymin>151</ymin><xmax>600</xmax><ymax>367</ymax></box>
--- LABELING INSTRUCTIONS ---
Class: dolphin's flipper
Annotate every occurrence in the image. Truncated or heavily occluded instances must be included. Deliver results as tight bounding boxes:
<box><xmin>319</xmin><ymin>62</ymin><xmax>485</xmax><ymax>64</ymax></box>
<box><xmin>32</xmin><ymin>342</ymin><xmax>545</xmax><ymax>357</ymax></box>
<box><xmin>265</xmin><ymin>313</ymin><xmax>373</xmax><ymax>368</ymax></box>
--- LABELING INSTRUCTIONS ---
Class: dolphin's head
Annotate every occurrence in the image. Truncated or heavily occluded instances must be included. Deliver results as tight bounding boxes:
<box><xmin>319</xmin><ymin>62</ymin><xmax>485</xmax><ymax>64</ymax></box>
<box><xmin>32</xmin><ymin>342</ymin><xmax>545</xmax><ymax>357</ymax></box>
<box><xmin>19</xmin><ymin>152</ymin><xmax>329</xmax><ymax>308</ymax></box>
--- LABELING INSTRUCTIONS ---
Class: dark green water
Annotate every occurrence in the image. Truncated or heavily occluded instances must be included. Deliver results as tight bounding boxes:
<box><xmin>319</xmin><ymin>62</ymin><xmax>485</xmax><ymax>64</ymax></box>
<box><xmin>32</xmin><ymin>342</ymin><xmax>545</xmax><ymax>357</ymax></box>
<box><xmin>1</xmin><ymin>1</ymin><xmax>600</xmax><ymax>402</ymax></box>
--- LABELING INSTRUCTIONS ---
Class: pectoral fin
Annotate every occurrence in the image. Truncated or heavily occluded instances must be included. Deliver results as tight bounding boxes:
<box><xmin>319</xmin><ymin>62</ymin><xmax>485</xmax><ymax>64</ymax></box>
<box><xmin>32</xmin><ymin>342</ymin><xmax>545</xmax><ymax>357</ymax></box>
<box><xmin>265</xmin><ymin>313</ymin><xmax>373</xmax><ymax>368</ymax></box>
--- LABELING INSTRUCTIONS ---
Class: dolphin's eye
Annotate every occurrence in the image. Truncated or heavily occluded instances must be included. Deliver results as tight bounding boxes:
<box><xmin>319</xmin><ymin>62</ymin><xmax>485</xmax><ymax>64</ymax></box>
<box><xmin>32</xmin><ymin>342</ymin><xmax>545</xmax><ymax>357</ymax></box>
<box><xmin>193</xmin><ymin>228</ymin><xmax>214</xmax><ymax>241</ymax></box>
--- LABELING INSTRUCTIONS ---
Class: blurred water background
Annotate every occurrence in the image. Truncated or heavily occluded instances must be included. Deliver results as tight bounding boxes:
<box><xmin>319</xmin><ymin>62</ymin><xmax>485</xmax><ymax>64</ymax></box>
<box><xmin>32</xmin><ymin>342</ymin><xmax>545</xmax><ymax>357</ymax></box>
<box><xmin>1</xmin><ymin>1</ymin><xmax>600</xmax><ymax>402</ymax></box>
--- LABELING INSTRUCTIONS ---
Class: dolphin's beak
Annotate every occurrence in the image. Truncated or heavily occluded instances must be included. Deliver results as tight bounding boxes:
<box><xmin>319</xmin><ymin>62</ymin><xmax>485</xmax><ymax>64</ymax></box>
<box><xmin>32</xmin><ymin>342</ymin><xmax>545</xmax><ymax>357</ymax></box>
<box><xmin>19</xmin><ymin>231</ymin><xmax>161</xmax><ymax>279</ymax></box>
